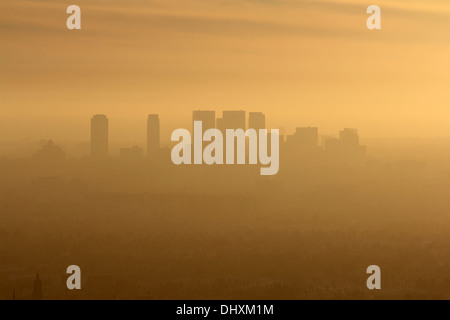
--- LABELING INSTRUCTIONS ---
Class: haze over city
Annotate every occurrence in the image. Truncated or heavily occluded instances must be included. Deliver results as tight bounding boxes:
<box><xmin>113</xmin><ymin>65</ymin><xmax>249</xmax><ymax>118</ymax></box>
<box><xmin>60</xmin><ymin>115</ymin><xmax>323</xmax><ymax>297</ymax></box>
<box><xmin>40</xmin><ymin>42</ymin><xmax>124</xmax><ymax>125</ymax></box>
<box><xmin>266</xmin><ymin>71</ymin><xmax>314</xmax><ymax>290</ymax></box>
<box><xmin>1</xmin><ymin>0</ymin><xmax>450</xmax><ymax>301</ymax></box>
<box><xmin>2</xmin><ymin>0</ymin><xmax>450</xmax><ymax>143</ymax></box>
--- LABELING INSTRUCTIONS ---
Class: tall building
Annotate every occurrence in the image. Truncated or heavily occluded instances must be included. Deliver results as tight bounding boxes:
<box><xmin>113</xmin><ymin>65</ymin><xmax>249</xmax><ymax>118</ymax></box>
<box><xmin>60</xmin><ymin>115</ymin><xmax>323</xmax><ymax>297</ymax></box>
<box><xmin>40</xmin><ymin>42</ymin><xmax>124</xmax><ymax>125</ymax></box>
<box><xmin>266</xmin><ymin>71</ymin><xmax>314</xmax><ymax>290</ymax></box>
<box><xmin>147</xmin><ymin>114</ymin><xmax>160</xmax><ymax>158</ymax></box>
<box><xmin>193</xmin><ymin>110</ymin><xmax>215</xmax><ymax>133</ymax></box>
<box><xmin>90</xmin><ymin>114</ymin><xmax>109</xmax><ymax>159</ymax></box>
<box><xmin>287</xmin><ymin>127</ymin><xmax>319</xmax><ymax>149</ymax></box>
<box><xmin>339</xmin><ymin>128</ymin><xmax>359</xmax><ymax>148</ymax></box>
<box><xmin>324</xmin><ymin>128</ymin><xmax>366</xmax><ymax>164</ymax></box>
<box><xmin>320</xmin><ymin>135</ymin><xmax>335</xmax><ymax>147</ymax></box>
<box><xmin>216</xmin><ymin>111</ymin><xmax>246</xmax><ymax>164</ymax></box>
<box><xmin>217</xmin><ymin>110</ymin><xmax>246</xmax><ymax>132</ymax></box>
<box><xmin>249</xmin><ymin>112</ymin><xmax>266</xmax><ymax>131</ymax></box>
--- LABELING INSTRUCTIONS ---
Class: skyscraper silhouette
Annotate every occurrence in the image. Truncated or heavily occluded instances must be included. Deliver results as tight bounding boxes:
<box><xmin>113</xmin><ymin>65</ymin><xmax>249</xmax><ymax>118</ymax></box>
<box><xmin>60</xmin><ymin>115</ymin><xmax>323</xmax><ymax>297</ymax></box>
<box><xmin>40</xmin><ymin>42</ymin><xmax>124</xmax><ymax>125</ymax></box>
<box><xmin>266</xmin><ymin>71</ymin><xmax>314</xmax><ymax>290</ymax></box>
<box><xmin>324</xmin><ymin>128</ymin><xmax>366</xmax><ymax>164</ymax></box>
<box><xmin>147</xmin><ymin>114</ymin><xmax>160</xmax><ymax>159</ymax></box>
<box><xmin>217</xmin><ymin>110</ymin><xmax>246</xmax><ymax>132</ymax></box>
<box><xmin>216</xmin><ymin>111</ymin><xmax>246</xmax><ymax>164</ymax></box>
<box><xmin>249</xmin><ymin>112</ymin><xmax>266</xmax><ymax>131</ymax></box>
<box><xmin>339</xmin><ymin>128</ymin><xmax>359</xmax><ymax>148</ymax></box>
<box><xmin>288</xmin><ymin>127</ymin><xmax>319</xmax><ymax>150</ymax></box>
<box><xmin>90</xmin><ymin>114</ymin><xmax>109</xmax><ymax>159</ymax></box>
<box><xmin>193</xmin><ymin>110</ymin><xmax>215</xmax><ymax>134</ymax></box>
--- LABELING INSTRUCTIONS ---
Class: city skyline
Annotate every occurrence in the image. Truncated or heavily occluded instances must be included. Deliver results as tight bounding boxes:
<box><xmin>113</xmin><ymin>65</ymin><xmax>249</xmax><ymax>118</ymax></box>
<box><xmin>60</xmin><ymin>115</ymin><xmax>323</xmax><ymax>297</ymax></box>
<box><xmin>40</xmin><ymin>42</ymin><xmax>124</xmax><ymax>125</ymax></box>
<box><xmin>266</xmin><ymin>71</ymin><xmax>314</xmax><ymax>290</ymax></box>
<box><xmin>2</xmin><ymin>0</ymin><xmax>450</xmax><ymax>141</ymax></box>
<box><xmin>2</xmin><ymin>0</ymin><xmax>450</xmax><ymax>302</ymax></box>
<box><xmin>17</xmin><ymin>110</ymin><xmax>366</xmax><ymax>168</ymax></box>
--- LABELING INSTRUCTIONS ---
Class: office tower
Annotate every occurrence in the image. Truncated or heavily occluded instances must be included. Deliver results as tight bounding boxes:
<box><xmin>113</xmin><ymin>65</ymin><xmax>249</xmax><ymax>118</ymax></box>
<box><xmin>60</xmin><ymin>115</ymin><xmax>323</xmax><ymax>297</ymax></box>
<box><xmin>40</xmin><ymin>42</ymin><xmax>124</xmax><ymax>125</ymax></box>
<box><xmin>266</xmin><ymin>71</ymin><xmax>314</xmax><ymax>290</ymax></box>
<box><xmin>217</xmin><ymin>110</ymin><xmax>246</xmax><ymax>132</ymax></box>
<box><xmin>339</xmin><ymin>128</ymin><xmax>366</xmax><ymax>161</ymax></box>
<box><xmin>339</xmin><ymin>128</ymin><xmax>359</xmax><ymax>148</ymax></box>
<box><xmin>193</xmin><ymin>110</ymin><xmax>216</xmax><ymax>133</ymax></box>
<box><xmin>90</xmin><ymin>114</ymin><xmax>109</xmax><ymax>159</ymax></box>
<box><xmin>288</xmin><ymin>127</ymin><xmax>319</xmax><ymax>149</ymax></box>
<box><xmin>147</xmin><ymin>114</ymin><xmax>160</xmax><ymax>158</ymax></box>
<box><xmin>321</xmin><ymin>135</ymin><xmax>335</xmax><ymax>147</ymax></box>
<box><xmin>324</xmin><ymin>128</ymin><xmax>366</xmax><ymax>164</ymax></box>
<box><xmin>216</xmin><ymin>111</ymin><xmax>246</xmax><ymax>164</ymax></box>
<box><xmin>324</xmin><ymin>137</ymin><xmax>340</xmax><ymax>154</ymax></box>
<box><xmin>249</xmin><ymin>112</ymin><xmax>266</xmax><ymax>131</ymax></box>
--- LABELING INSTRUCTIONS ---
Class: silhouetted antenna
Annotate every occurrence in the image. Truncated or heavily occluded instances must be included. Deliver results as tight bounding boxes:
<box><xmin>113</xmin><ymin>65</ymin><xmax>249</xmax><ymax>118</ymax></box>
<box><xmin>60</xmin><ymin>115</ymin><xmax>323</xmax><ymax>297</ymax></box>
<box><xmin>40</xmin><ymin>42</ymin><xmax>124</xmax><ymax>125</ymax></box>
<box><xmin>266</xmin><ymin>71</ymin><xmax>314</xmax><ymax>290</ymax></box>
<box><xmin>32</xmin><ymin>273</ymin><xmax>43</xmax><ymax>300</ymax></box>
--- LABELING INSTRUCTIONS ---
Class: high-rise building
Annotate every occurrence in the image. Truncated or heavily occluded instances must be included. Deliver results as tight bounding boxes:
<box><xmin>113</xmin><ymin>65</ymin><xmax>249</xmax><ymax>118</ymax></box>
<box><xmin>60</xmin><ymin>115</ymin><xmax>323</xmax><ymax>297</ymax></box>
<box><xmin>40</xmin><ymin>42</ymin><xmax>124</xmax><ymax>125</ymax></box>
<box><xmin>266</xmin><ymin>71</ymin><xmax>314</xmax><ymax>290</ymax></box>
<box><xmin>249</xmin><ymin>112</ymin><xmax>266</xmax><ymax>131</ymax></box>
<box><xmin>287</xmin><ymin>127</ymin><xmax>319</xmax><ymax>149</ymax></box>
<box><xmin>339</xmin><ymin>128</ymin><xmax>359</xmax><ymax>148</ymax></box>
<box><xmin>217</xmin><ymin>110</ymin><xmax>246</xmax><ymax>132</ymax></box>
<box><xmin>90</xmin><ymin>114</ymin><xmax>109</xmax><ymax>159</ymax></box>
<box><xmin>193</xmin><ymin>110</ymin><xmax>215</xmax><ymax>133</ymax></box>
<box><xmin>324</xmin><ymin>128</ymin><xmax>366</xmax><ymax>164</ymax></box>
<box><xmin>147</xmin><ymin>114</ymin><xmax>160</xmax><ymax>158</ymax></box>
<box><xmin>320</xmin><ymin>135</ymin><xmax>335</xmax><ymax>147</ymax></box>
<box><xmin>216</xmin><ymin>111</ymin><xmax>246</xmax><ymax>164</ymax></box>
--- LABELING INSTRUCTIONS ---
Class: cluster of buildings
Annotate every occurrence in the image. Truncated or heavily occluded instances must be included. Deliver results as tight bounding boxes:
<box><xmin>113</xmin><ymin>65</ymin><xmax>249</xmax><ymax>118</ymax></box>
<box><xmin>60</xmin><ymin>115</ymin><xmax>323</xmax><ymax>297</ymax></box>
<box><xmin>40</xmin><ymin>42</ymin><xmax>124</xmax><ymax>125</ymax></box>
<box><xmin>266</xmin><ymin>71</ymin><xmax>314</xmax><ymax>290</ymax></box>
<box><xmin>35</xmin><ymin>111</ymin><xmax>365</xmax><ymax>165</ymax></box>
<box><xmin>284</xmin><ymin>126</ymin><xmax>366</xmax><ymax>164</ymax></box>
<box><xmin>90</xmin><ymin>111</ymin><xmax>268</xmax><ymax>161</ymax></box>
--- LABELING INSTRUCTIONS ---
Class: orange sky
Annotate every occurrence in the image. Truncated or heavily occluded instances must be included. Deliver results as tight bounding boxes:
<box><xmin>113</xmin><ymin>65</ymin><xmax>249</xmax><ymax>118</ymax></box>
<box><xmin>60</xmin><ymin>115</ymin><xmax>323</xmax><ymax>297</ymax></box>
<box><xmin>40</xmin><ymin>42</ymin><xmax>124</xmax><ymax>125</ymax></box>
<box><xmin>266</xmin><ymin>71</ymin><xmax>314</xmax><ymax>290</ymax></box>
<box><xmin>1</xmin><ymin>0</ymin><xmax>450</xmax><ymax>143</ymax></box>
